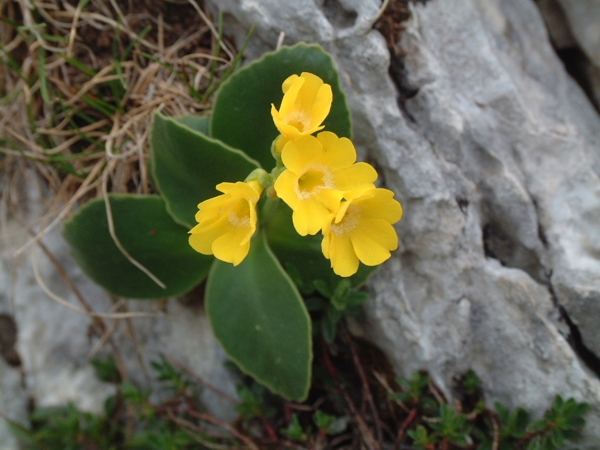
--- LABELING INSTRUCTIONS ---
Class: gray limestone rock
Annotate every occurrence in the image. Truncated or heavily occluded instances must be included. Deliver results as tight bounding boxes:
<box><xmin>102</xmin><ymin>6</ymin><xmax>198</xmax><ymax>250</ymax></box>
<box><xmin>207</xmin><ymin>0</ymin><xmax>600</xmax><ymax>444</ymax></box>
<box><xmin>0</xmin><ymin>173</ymin><xmax>238</xmax><ymax>447</ymax></box>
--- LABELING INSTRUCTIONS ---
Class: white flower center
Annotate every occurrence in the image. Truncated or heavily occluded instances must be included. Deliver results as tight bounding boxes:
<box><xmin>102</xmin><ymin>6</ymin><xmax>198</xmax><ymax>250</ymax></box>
<box><xmin>330</xmin><ymin>204</ymin><xmax>360</xmax><ymax>236</ymax></box>
<box><xmin>228</xmin><ymin>199</ymin><xmax>251</xmax><ymax>228</ymax></box>
<box><xmin>284</xmin><ymin>110</ymin><xmax>312</xmax><ymax>133</ymax></box>
<box><xmin>295</xmin><ymin>165</ymin><xmax>333</xmax><ymax>200</ymax></box>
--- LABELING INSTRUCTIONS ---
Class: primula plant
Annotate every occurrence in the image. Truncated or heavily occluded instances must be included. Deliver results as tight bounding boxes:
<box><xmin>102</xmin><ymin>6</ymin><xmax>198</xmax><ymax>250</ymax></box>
<box><xmin>62</xmin><ymin>43</ymin><xmax>402</xmax><ymax>401</ymax></box>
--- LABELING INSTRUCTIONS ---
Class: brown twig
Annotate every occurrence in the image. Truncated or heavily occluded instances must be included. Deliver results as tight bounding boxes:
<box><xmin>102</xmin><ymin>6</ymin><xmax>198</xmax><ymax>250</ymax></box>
<box><xmin>428</xmin><ymin>379</ymin><xmax>446</xmax><ymax>405</ymax></box>
<box><xmin>343</xmin><ymin>329</ymin><xmax>384</xmax><ymax>446</ymax></box>
<box><xmin>165</xmin><ymin>411</ymin><xmax>237</xmax><ymax>449</ymax></box>
<box><xmin>373</xmin><ymin>370</ymin><xmax>410</xmax><ymax>413</ymax></box>
<box><xmin>394</xmin><ymin>408</ymin><xmax>417</xmax><ymax>449</ymax></box>
<box><xmin>187</xmin><ymin>409</ymin><xmax>260</xmax><ymax>450</ymax></box>
<box><xmin>322</xmin><ymin>341</ymin><xmax>380</xmax><ymax>450</ymax></box>
<box><xmin>491</xmin><ymin>413</ymin><xmax>500</xmax><ymax>450</ymax></box>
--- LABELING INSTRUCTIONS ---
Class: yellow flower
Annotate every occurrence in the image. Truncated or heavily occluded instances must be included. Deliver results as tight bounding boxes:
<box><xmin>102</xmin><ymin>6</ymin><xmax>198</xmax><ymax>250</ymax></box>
<box><xmin>271</xmin><ymin>72</ymin><xmax>332</xmax><ymax>151</ymax></box>
<box><xmin>321</xmin><ymin>188</ymin><xmax>402</xmax><ymax>277</ymax></box>
<box><xmin>274</xmin><ymin>131</ymin><xmax>377</xmax><ymax>236</ymax></box>
<box><xmin>189</xmin><ymin>180</ymin><xmax>263</xmax><ymax>266</ymax></box>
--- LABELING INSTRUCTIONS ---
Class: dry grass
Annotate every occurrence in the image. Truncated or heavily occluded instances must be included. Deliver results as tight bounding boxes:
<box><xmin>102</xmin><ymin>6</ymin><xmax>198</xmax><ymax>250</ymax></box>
<box><xmin>0</xmin><ymin>0</ymin><xmax>240</xmax><ymax>249</ymax></box>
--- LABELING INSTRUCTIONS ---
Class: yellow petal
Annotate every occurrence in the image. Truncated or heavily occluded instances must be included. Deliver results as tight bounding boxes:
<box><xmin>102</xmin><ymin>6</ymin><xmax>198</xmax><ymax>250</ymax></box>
<box><xmin>292</xmin><ymin>199</ymin><xmax>332</xmax><ymax>236</ymax></box>
<box><xmin>309</xmin><ymin>84</ymin><xmax>333</xmax><ymax>129</ymax></box>
<box><xmin>275</xmin><ymin>122</ymin><xmax>305</xmax><ymax>140</ymax></box>
<box><xmin>334</xmin><ymin>162</ymin><xmax>378</xmax><ymax>191</ymax></box>
<box><xmin>271</xmin><ymin>103</ymin><xmax>282</xmax><ymax>128</ymax></box>
<box><xmin>321</xmin><ymin>214</ymin><xmax>335</xmax><ymax>259</ymax></box>
<box><xmin>280</xmin><ymin>135</ymin><xmax>323</xmax><ymax>174</ymax></box>
<box><xmin>282</xmin><ymin>74</ymin><xmax>300</xmax><ymax>93</ymax></box>
<box><xmin>334</xmin><ymin>200</ymin><xmax>352</xmax><ymax>224</ymax></box>
<box><xmin>328</xmin><ymin>233</ymin><xmax>360</xmax><ymax>277</ymax></box>
<box><xmin>195</xmin><ymin>193</ymin><xmax>229</xmax><ymax>216</ymax></box>
<box><xmin>274</xmin><ymin>170</ymin><xmax>301</xmax><ymax>209</ymax></box>
<box><xmin>212</xmin><ymin>225</ymin><xmax>253</xmax><ymax>265</ymax></box>
<box><xmin>214</xmin><ymin>181</ymin><xmax>239</xmax><ymax>194</ymax></box>
<box><xmin>189</xmin><ymin>215</ymin><xmax>231</xmax><ymax>255</ymax></box>
<box><xmin>216</xmin><ymin>181</ymin><xmax>261</xmax><ymax>200</ymax></box>
<box><xmin>356</xmin><ymin>188</ymin><xmax>402</xmax><ymax>224</ymax></box>
<box><xmin>279</xmin><ymin>76</ymin><xmax>304</xmax><ymax>117</ymax></box>
<box><xmin>295</xmin><ymin>72</ymin><xmax>323</xmax><ymax>110</ymax></box>
<box><xmin>316</xmin><ymin>188</ymin><xmax>344</xmax><ymax>213</ymax></box>
<box><xmin>317</xmin><ymin>132</ymin><xmax>356</xmax><ymax>168</ymax></box>
<box><xmin>350</xmin><ymin>219</ymin><xmax>398</xmax><ymax>266</ymax></box>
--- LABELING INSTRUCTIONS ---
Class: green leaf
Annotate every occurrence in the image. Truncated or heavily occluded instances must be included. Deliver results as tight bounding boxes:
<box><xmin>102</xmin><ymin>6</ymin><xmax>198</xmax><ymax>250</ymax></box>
<box><xmin>63</xmin><ymin>195</ymin><xmax>211</xmax><ymax>299</ymax></box>
<box><xmin>173</xmin><ymin>115</ymin><xmax>210</xmax><ymax>135</ymax></box>
<box><xmin>150</xmin><ymin>112</ymin><xmax>260</xmax><ymax>228</ymax></box>
<box><xmin>206</xmin><ymin>232</ymin><xmax>312</xmax><ymax>401</ymax></box>
<box><xmin>211</xmin><ymin>43</ymin><xmax>352</xmax><ymax>170</ymax></box>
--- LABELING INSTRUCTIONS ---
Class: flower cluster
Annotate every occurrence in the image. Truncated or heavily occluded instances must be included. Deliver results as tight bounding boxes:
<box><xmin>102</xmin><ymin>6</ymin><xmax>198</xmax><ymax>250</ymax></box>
<box><xmin>189</xmin><ymin>72</ymin><xmax>402</xmax><ymax>276</ymax></box>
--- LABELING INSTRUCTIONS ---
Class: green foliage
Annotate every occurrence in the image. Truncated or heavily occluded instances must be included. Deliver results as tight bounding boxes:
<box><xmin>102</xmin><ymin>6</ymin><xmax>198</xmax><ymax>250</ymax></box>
<box><xmin>407</xmin><ymin>425</ymin><xmax>436</xmax><ymax>449</ymax></box>
<box><xmin>206</xmin><ymin>232</ymin><xmax>312</xmax><ymax>401</ymax></box>
<box><xmin>8</xmin><ymin>403</ymin><xmax>119</xmax><ymax>450</ymax></box>
<box><xmin>462</xmin><ymin>369</ymin><xmax>481</xmax><ymax>396</ymax></box>
<box><xmin>430</xmin><ymin>404</ymin><xmax>471</xmax><ymax>446</ymax></box>
<box><xmin>392</xmin><ymin>371</ymin><xmax>437</xmax><ymax>413</ymax></box>
<box><xmin>390</xmin><ymin>370</ymin><xmax>590</xmax><ymax>450</ymax></box>
<box><xmin>492</xmin><ymin>402</ymin><xmax>530</xmax><ymax>445</ymax></box>
<box><xmin>151</xmin><ymin>357</ymin><xmax>193</xmax><ymax>394</ymax></box>
<box><xmin>471</xmin><ymin>395</ymin><xmax>590</xmax><ymax>450</ymax></box>
<box><xmin>521</xmin><ymin>396</ymin><xmax>589</xmax><ymax>450</ymax></box>
<box><xmin>62</xmin><ymin>195</ymin><xmax>212</xmax><ymax>299</ymax></box>
<box><xmin>9</xmin><ymin>358</ymin><xmax>227</xmax><ymax>450</ymax></box>
<box><xmin>9</xmin><ymin>349</ymin><xmax>591</xmax><ymax>450</ymax></box>
<box><xmin>235</xmin><ymin>384</ymin><xmax>266</xmax><ymax>419</ymax></box>
<box><xmin>309</xmin><ymin>278</ymin><xmax>370</xmax><ymax>343</ymax></box>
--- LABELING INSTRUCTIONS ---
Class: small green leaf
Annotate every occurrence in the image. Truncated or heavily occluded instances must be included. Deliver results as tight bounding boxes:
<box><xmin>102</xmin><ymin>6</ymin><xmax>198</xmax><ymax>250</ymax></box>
<box><xmin>150</xmin><ymin>112</ymin><xmax>260</xmax><ymax>228</ymax></box>
<box><xmin>281</xmin><ymin>414</ymin><xmax>306</xmax><ymax>441</ymax></box>
<box><xmin>211</xmin><ymin>43</ymin><xmax>352</xmax><ymax>169</ymax></box>
<box><xmin>206</xmin><ymin>232</ymin><xmax>312</xmax><ymax>401</ymax></box>
<box><xmin>90</xmin><ymin>355</ymin><xmax>120</xmax><ymax>383</ymax></box>
<box><xmin>235</xmin><ymin>385</ymin><xmax>264</xmax><ymax>419</ymax></box>
<box><xmin>63</xmin><ymin>195</ymin><xmax>211</xmax><ymax>299</ymax></box>
<box><xmin>320</xmin><ymin>306</ymin><xmax>343</xmax><ymax>344</ymax></box>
